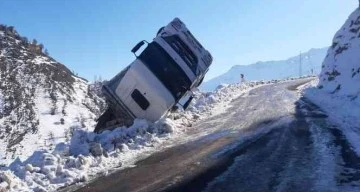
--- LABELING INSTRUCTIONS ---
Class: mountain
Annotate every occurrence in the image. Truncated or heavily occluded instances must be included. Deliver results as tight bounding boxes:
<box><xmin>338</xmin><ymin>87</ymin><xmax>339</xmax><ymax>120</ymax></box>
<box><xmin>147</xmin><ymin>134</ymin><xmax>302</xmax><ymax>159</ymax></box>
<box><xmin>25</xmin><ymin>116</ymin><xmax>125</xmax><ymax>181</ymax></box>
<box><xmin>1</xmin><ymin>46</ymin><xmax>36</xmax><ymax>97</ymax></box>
<box><xmin>201</xmin><ymin>47</ymin><xmax>328</xmax><ymax>91</ymax></box>
<box><xmin>0</xmin><ymin>25</ymin><xmax>106</xmax><ymax>165</ymax></box>
<box><xmin>318</xmin><ymin>7</ymin><xmax>360</xmax><ymax>97</ymax></box>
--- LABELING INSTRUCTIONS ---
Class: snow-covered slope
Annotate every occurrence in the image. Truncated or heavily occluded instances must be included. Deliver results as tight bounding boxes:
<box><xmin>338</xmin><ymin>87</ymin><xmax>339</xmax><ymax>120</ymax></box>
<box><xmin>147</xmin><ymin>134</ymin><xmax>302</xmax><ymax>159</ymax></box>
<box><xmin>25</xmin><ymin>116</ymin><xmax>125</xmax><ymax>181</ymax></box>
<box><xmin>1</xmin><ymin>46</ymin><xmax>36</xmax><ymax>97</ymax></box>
<box><xmin>303</xmin><ymin>6</ymin><xmax>360</xmax><ymax>160</ymax></box>
<box><xmin>0</xmin><ymin>25</ymin><xmax>106</xmax><ymax>166</ymax></box>
<box><xmin>318</xmin><ymin>8</ymin><xmax>360</xmax><ymax>96</ymax></box>
<box><xmin>201</xmin><ymin>47</ymin><xmax>328</xmax><ymax>91</ymax></box>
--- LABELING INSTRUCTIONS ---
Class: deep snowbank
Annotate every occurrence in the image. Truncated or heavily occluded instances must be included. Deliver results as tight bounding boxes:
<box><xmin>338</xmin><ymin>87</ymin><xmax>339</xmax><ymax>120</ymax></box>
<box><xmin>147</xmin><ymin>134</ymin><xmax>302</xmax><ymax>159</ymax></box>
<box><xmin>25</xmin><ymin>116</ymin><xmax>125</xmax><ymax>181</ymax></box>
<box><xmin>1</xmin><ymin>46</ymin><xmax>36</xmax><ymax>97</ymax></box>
<box><xmin>1</xmin><ymin>119</ymin><xmax>175</xmax><ymax>192</ymax></box>
<box><xmin>303</xmin><ymin>80</ymin><xmax>360</xmax><ymax>156</ymax></box>
<box><xmin>304</xmin><ymin>7</ymin><xmax>360</xmax><ymax>157</ymax></box>
<box><xmin>318</xmin><ymin>8</ymin><xmax>360</xmax><ymax>97</ymax></box>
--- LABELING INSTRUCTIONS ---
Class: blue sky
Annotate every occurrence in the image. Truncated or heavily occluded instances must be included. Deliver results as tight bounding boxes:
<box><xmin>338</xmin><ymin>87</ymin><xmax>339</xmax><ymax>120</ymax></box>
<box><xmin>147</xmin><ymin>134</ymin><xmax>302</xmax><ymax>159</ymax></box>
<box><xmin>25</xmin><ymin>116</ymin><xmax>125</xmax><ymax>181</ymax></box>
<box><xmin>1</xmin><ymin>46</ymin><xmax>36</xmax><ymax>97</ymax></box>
<box><xmin>0</xmin><ymin>0</ymin><xmax>358</xmax><ymax>81</ymax></box>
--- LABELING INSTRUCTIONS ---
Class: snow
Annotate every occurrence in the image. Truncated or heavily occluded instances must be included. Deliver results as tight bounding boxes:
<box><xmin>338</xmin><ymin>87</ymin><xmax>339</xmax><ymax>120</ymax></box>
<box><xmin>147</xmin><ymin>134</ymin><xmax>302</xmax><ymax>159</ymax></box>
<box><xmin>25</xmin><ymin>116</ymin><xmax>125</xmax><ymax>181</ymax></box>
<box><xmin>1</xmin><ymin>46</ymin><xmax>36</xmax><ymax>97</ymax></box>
<box><xmin>302</xmin><ymin>8</ymin><xmax>360</xmax><ymax>156</ymax></box>
<box><xmin>0</xmin><ymin>78</ymin><xmax>98</xmax><ymax>166</ymax></box>
<box><xmin>318</xmin><ymin>8</ymin><xmax>360</xmax><ymax>96</ymax></box>
<box><xmin>32</xmin><ymin>56</ymin><xmax>54</xmax><ymax>66</ymax></box>
<box><xmin>303</xmin><ymin>79</ymin><xmax>360</xmax><ymax>155</ymax></box>
<box><xmin>0</xmin><ymin>119</ymin><xmax>172</xmax><ymax>192</ymax></box>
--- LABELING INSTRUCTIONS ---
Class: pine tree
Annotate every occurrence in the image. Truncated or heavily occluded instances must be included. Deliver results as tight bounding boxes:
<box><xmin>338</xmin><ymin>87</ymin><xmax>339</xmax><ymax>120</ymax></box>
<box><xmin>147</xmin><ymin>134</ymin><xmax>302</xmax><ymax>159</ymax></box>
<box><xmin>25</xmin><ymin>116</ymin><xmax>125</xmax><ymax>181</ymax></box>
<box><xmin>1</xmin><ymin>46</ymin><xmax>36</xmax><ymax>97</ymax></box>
<box><xmin>32</xmin><ymin>39</ymin><xmax>37</xmax><ymax>45</ymax></box>
<box><xmin>38</xmin><ymin>43</ymin><xmax>44</xmax><ymax>52</ymax></box>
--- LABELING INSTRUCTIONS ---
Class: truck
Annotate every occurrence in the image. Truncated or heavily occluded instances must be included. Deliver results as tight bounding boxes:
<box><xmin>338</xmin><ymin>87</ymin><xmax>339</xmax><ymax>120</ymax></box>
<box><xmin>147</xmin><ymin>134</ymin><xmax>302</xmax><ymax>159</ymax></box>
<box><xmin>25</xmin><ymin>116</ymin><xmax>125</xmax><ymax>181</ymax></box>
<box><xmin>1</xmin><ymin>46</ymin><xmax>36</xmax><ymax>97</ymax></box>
<box><xmin>95</xmin><ymin>18</ymin><xmax>213</xmax><ymax>132</ymax></box>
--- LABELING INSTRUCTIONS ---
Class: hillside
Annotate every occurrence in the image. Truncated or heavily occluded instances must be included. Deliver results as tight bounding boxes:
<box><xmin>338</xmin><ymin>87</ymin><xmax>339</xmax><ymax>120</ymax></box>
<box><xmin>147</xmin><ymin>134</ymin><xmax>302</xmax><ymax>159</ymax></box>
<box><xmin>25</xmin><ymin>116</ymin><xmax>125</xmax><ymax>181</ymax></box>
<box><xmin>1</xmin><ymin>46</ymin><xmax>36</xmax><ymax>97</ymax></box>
<box><xmin>318</xmin><ymin>7</ymin><xmax>360</xmax><ymax>96</ymax></box>
<box><xmin>201</xmin><ymin>47</ymin><xmax>328</xmax><ymax>91</ymax></box>
<box><xmin>303</xmin><ymin>5</ymin><xmax>360</xmax><ymax>173</ymax></box>
<box><xmin>0</xmin><ymin>25</ymin><xmax>106</xmax><ymax>165</ymax></box>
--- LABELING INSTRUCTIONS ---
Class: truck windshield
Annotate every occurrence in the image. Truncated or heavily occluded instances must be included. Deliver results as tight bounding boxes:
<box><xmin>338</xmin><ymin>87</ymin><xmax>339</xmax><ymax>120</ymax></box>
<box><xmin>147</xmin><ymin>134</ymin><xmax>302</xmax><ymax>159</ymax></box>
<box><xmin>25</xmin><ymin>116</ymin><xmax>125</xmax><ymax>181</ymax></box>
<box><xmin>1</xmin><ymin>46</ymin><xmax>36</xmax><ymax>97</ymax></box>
<box><xmin>163</xmin><ymin>35</ymin><xmax>199</xmax><ymax>75</ymax></box>
<box><xmin>138</xmin><ymin>42</ymin><xmax>191</xmax><ymax>101</ymax></box>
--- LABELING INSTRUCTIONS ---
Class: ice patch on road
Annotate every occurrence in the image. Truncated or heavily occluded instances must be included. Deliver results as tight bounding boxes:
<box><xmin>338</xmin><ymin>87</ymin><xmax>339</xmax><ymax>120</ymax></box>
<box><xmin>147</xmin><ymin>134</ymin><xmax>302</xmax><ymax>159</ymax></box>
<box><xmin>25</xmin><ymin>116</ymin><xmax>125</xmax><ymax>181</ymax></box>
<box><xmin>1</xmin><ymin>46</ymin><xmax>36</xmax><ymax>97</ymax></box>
<box><xmin>308</xmin><ymin>121</ymin><xmax>338</xmax><ymax>191</ymax></box>
<box><xmin>210</xmin><ymin>115</ymin><xmax>294</xmax><ymax>159</ymax></box>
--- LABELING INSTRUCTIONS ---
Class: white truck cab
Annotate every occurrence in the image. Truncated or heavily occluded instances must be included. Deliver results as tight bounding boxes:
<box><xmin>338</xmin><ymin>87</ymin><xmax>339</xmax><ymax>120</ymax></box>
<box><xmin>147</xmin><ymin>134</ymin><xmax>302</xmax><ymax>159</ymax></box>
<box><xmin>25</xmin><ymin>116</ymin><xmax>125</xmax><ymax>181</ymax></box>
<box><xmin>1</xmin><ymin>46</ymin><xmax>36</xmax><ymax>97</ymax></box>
<box><xmin>95</xmin><ymin>18</ymin><xmax>212</xmax><ymax>132</ymax></box>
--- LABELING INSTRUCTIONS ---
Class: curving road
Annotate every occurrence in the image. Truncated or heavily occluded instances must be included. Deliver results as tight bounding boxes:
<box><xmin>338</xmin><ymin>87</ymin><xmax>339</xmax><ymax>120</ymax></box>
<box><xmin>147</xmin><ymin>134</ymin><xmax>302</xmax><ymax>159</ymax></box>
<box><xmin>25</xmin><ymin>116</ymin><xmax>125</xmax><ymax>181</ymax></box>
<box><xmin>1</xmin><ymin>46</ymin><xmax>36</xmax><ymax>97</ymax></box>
<box><xmin>75</xmin><ymin>78</ymin><xmax>360</xmax><ymax>192</ymax></box>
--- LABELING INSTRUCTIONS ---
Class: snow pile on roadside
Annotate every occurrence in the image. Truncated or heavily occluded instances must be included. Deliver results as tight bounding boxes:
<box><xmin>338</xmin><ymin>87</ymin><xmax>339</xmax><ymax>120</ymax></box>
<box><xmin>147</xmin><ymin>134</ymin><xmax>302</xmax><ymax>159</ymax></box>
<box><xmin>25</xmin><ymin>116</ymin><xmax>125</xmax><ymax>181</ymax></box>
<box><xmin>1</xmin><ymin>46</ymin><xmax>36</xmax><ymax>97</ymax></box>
<box><xmin>190</xmin><ymin>82</ymin><xmax>261</xmax><ymax>114</ymax></box>
<box><xmin>318</xmin><ymin>7</ymin><xmax>360</xmax><ymax>97</ymax></box>
<box><xmin>303</xmin><ymin>80</ymin><xmax>360</xmax><ymax>155</ymax></box>
<box><xmin>0</xmin><ymin>119</ymin><xmax>175</xmax><ymax>192</ymax></box>
<box><xmin>302</xmin><ymin>7</ymin><xmax>360</xmax><ymax>156</ymax></box>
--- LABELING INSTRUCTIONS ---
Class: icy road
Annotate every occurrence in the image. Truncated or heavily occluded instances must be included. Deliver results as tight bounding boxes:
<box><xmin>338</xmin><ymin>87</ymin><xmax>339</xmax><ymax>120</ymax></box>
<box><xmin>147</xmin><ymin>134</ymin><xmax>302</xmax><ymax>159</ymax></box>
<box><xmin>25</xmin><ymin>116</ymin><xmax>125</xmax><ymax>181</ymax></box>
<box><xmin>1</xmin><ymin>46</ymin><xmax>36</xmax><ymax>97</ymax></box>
<box><xmin>76</xmin><ymin>79</ymin><xmax>360</xmax><ymax>192</ymax></box>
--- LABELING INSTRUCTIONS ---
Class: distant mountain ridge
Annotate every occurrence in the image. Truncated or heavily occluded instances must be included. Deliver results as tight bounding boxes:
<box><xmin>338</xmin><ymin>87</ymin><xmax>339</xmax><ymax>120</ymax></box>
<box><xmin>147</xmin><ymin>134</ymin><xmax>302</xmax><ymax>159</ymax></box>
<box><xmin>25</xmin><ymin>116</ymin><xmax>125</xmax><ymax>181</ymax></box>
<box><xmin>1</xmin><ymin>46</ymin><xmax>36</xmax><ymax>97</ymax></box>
<box><xmin>201</xmin><ymin>47</ymin><xmax>328</xmax><ymax>91</ymax></box>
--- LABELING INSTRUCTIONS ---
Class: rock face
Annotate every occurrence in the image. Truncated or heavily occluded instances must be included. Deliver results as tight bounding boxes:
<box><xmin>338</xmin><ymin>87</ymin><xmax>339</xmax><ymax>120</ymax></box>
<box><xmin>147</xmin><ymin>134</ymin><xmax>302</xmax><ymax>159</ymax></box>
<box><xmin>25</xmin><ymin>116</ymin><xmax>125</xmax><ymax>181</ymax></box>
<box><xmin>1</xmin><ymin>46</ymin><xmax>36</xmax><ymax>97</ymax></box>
<box><xmin>0</xmin><ymin>25</ymin><xmax>106</xmax><ymax>164</ymax></box>
<box><xmin>319</xmin><ymin>8</ymin><xmax>360</xmax><ymax>97</ymax></box>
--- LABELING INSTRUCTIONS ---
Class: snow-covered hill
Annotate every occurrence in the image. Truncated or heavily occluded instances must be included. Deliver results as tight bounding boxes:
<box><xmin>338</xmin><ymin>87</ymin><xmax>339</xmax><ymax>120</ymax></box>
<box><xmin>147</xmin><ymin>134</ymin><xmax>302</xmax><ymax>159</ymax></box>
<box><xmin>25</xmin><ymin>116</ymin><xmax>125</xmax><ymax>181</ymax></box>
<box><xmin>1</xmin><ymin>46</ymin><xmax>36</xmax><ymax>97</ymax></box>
<box><xmin>318</xmin><ymin>7</ymin><xmax>360</xmax><ymax>97</ymax></box>
<box><xmin>303</xmin><ymin>5</ymin><xmax>360</xmax><ymax>167</ymax></box>
<box><xmin>201</xmin><ymin>47</ymin><xmax>328</xmax><ymax>91</ymax></box>
<box><xmin>0</xmin><ymin>25</ymin><xmax>106</xmax><ymax>166</ymax></box>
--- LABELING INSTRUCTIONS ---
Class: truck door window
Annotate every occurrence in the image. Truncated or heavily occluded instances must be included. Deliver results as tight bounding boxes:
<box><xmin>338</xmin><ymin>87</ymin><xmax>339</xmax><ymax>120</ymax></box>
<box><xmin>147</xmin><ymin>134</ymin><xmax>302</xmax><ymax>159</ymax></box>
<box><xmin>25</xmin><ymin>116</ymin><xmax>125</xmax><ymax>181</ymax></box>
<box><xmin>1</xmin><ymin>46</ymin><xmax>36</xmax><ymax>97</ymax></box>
<box><xmin>131</xmin><ymin>89</ymin><xmax>150</xmax><ymax>110</ymax></box>
<box><xmin>163</xmin><ymin>35</ymin><xmax>199</xmax><ymax>75</ymax></box>
<box><xmin>138</xmin><ymin>42</ymin><xmax>191</xmax><ymax>101</ymax></box>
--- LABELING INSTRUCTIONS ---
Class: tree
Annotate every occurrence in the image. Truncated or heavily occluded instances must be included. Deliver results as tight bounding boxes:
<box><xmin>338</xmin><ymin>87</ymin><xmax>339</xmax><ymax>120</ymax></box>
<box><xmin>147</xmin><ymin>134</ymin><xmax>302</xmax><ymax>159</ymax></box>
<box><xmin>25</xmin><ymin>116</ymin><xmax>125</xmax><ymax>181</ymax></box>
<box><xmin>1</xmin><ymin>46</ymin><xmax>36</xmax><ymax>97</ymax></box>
<box><xmin>48</xmin><ymin>131</ymin><xmax>55</xmax><ymax>149</ymax></box>
<box><xmin>32</xmin><ymin>39</ymin><xmax>37</xmax><ymax>45</ymax></box>
<box><xmin>38</xmin><ymin>43</ymin><xmax>44</xmax><ymax>52</ymax></box>
<box><xmin>48</xmin><ymin>131</ymin><xmax>54</xmax><ymax>140</ymax></box>
<box><xmin>7</xmin><ymin>26</ymin><xmax>14</xmax><ymax>34</ymax></box>
<box><xmin>21</xmin><ymin>37</ymin><xmax>29</xmax><ymax>46</ymax></box>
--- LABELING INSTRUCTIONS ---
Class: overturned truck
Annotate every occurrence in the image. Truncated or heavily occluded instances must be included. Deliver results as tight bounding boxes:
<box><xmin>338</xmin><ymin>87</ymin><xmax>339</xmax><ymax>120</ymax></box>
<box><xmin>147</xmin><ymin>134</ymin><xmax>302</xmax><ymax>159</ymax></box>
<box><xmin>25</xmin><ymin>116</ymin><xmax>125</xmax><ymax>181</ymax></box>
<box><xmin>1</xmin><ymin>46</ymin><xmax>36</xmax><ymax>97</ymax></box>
<box><xmin>95</xmin><ymin>18</ymin><xmax>213</xmax><ymax>132</ymax></box>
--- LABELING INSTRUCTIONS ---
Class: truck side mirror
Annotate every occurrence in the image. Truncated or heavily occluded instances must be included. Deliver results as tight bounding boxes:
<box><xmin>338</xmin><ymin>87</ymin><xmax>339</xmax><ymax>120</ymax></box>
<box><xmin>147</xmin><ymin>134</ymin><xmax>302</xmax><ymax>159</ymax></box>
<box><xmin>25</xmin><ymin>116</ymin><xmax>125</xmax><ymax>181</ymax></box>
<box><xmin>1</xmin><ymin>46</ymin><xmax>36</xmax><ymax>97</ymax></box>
<box><xmin>131</xmin><ymin>40</ymin><xmax>148</xmax><ymax>57</ymax></box>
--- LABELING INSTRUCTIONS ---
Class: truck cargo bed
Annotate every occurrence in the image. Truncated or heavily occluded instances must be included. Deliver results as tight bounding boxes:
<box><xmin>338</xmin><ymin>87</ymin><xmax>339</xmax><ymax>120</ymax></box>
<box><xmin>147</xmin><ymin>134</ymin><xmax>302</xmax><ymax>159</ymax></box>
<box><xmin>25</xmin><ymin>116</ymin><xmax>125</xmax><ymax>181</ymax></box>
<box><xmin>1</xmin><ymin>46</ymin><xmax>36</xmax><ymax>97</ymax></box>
<box><xmin>94</xmin><ymin>68</ymin><xmax>135</xmax><ymax>132</ymax></box>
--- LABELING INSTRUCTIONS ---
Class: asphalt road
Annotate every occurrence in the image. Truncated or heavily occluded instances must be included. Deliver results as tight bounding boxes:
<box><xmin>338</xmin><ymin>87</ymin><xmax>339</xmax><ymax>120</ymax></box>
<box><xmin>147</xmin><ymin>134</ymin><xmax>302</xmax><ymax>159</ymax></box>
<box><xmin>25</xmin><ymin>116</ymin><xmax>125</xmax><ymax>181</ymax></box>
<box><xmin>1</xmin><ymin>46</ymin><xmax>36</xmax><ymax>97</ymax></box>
<box><xmin>74</xmin><ymin>78</ymin><xmax>360</xmax><ymax>192</ymax></box>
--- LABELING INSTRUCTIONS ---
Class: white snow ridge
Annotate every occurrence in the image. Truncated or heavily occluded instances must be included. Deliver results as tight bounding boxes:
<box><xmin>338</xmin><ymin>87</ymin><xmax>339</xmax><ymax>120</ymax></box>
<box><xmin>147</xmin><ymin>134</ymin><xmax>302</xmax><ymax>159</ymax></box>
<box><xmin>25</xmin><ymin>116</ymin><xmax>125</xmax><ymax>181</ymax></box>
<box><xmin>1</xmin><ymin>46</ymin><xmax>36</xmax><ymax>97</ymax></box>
<box><xmin>318</xmin><ymin>7</ymin><xmax>360</xmax><ymax>97</ymax></box>
<box><xmin>303</xmin><ymin>7</ymin><xmax>360</xmax><ymax>157</ymax></box>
